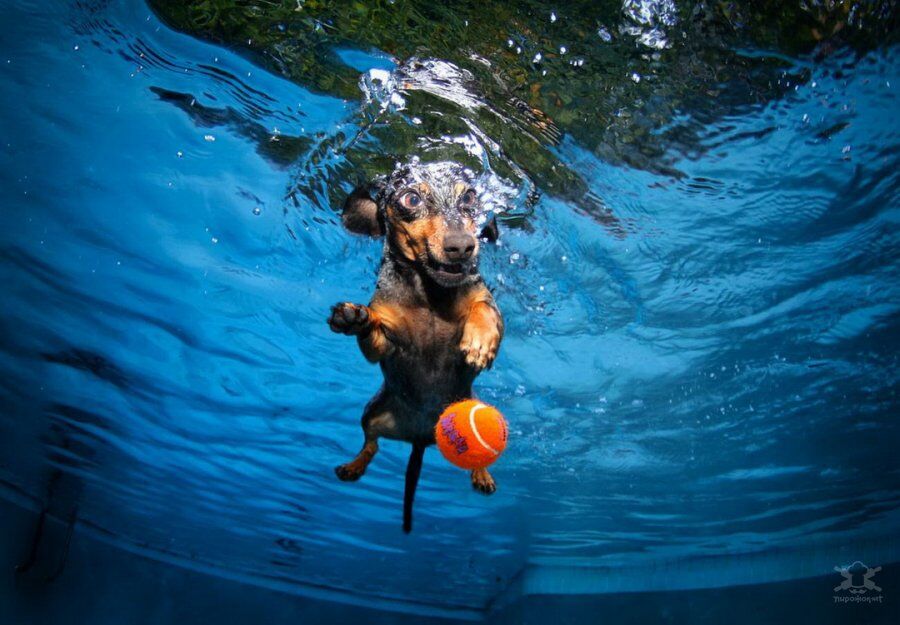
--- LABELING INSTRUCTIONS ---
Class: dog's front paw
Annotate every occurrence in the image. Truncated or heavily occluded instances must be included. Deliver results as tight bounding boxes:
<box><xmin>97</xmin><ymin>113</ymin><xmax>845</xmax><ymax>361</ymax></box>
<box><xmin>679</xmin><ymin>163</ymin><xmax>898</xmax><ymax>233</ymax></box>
<box><xmin>471</xmin><ymin>468</ymin><xmax>496</xmax><ymax>495</ymax></box>
<box><xmin>328</xmin><ymin>302</ymin><xmax>373</xmax><ymax>336</ymax></box>
<box><xmin>460</xmin><ymin>322</ymin><xmax>500</xmax><ymax>371</ymax></box>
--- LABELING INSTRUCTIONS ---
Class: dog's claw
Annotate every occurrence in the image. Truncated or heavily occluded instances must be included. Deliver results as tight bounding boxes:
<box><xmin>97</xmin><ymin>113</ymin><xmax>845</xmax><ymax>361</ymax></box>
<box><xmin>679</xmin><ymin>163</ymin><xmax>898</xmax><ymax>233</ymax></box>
<box><xmin>471</xmin><ymin>468</ymin><xmax>496</xmax><ymax>495</ymax></box>
<box><xmin>328</xmin><ymin>303</ymin><xmax>372</xmax><ymax>336</ymax></box>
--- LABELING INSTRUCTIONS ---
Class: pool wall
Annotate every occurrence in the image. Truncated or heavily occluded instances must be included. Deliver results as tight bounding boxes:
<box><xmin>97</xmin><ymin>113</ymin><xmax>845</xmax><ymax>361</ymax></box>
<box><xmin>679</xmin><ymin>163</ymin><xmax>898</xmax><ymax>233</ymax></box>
<box><xmin>3</xmin><ymin>496</ymin><xmax>896</xmax><ymax>625</ymax></box>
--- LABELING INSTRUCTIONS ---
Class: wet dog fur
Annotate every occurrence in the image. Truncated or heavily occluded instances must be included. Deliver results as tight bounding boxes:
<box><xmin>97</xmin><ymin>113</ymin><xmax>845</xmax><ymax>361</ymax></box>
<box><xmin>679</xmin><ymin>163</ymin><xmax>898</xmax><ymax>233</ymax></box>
<box><xmin>329</xmin><ymin>162</ymin><xmax>502</xmax><ymax>533</ymax></box>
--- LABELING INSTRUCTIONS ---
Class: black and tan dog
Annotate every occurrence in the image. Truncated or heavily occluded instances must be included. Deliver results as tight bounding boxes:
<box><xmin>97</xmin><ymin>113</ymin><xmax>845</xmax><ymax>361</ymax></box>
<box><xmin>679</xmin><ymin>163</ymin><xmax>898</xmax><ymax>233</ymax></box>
<box><xmin>329</xmin><ymin>161</ymin><xmax>503</xmax><ymax>533</ymax></box>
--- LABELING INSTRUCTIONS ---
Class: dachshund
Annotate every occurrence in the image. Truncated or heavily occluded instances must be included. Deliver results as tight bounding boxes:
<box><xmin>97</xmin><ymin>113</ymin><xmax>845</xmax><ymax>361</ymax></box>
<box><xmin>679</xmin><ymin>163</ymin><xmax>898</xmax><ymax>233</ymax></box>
<box><xmin>328</xmin><ymin>161</ymin><xmax>502</xmax><ymax>533</ymax></box>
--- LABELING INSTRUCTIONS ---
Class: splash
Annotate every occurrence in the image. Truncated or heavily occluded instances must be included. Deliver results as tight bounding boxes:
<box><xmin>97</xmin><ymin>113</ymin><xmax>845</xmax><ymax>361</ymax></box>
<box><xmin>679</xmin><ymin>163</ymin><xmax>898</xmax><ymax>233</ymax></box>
<box><xmin>620</xmin><ymin>0</ymin><xmax>677</xmax><ymax>49</ymax></box>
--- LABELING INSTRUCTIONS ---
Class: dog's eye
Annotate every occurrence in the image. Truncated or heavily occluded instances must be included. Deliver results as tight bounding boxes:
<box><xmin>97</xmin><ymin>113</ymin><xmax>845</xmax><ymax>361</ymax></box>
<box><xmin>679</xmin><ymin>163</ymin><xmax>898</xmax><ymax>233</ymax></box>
<box><xmin>459</xmin><ymin>189</ymin><xmax>477</xmax><ymax>209</ymax></box>
<box><xmin>399</xmin><ymin>191</ymin><xmax>422</xmax><ymax>211</ymax></box>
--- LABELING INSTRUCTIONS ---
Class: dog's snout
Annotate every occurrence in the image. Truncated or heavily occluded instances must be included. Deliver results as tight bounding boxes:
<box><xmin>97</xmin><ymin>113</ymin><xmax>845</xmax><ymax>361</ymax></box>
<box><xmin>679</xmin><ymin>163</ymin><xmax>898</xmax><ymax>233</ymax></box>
<box><xmin>442</xmin><ymin>231</ymin><xmax>476</xmax><ymax>262</ymax></box>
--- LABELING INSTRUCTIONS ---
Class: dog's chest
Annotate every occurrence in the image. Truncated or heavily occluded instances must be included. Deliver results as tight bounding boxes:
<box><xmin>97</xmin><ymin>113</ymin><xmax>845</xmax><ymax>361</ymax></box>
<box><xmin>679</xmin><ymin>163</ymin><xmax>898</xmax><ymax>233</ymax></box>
<box><xmin>403</xmin><ymin>307</ymin><xmax>461</xmax><ymax>359</ymax></box>
<box><xmin>382</xmin><ymin>304</ymin><xmax>472</xmax><ymax>411</ymax></box>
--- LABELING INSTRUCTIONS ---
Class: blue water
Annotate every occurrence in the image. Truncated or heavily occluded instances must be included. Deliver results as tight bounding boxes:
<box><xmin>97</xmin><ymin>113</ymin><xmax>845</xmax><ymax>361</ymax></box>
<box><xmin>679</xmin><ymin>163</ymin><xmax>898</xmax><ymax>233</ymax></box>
<box><xmin>1</xmin><ymin>1</ymin><xmax>898</xmax><ymax>623</ymax></box>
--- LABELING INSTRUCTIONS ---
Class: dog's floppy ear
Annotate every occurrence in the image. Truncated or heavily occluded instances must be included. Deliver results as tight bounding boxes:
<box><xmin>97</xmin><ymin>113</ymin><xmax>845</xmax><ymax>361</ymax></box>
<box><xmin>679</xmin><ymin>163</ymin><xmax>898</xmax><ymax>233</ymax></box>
<box><xmin>479</xmin><ymin>215</ymin><xmax>500</xmax><ymax>243</ymax></box>
<box><xmin>341</xmin><ymin>186</ymin><xmax>385</xmax><ymax>237</ymax></box>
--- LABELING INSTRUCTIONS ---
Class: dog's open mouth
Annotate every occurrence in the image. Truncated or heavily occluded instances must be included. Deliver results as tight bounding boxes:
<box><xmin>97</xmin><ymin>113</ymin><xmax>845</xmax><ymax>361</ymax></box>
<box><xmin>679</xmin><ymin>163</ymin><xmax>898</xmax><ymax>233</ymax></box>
<box><xmin>425</xmin><ymin>256</ymin><xmax>474</xmax><ymax>283</ymax></box>
<box><xmin>435</xmin><ymin>261</ymin><xmax>465</xmax><ymax>275</ymax></box>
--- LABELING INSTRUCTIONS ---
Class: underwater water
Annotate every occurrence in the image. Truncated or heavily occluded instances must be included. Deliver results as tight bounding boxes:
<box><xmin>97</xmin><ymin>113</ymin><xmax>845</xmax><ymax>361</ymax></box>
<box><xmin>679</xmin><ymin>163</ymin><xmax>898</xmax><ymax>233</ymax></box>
<box><xmin>1</xmin><ymin>0</ymin><xmax>898</xmax><ymax>623</ymax></box>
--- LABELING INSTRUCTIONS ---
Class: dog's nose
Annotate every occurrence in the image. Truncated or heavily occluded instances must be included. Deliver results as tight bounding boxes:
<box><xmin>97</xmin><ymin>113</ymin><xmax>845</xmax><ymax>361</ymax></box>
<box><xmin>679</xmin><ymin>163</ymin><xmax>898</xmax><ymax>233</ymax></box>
<box><xmin>443</xmin><ymin>231</ymin><xmax>476</xmax><ymax>262</ymax></box>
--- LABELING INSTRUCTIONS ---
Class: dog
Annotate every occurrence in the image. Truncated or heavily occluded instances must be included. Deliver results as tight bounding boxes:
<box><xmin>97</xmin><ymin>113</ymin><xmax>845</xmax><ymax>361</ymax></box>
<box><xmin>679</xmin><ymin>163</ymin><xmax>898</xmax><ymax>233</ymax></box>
<box><xmin>328</xmin><ymin>161</ymin><xmax>503</xmax><ymax>533</ymax></box>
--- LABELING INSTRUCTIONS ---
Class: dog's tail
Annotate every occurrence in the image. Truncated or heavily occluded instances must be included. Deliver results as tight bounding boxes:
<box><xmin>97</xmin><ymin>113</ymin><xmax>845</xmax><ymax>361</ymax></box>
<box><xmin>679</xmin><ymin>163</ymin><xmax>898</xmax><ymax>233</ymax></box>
<box><xmin>403</xmin><ymin>443</ymin><xmax>425</xmax><ymax>534</ymax></box>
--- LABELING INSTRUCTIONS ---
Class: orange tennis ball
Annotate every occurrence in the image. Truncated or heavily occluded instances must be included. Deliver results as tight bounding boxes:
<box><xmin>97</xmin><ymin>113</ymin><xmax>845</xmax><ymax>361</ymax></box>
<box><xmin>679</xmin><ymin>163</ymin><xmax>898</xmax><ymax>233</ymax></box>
<box><xmin>435</xmin><ymin>400</ymin><xmax>508</xmax><ymax>470</ymax></box>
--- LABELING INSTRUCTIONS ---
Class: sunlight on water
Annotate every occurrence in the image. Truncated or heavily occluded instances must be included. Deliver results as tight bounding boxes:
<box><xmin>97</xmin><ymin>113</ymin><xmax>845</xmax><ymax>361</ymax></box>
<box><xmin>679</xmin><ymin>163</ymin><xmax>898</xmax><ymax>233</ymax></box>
<box><xmin>0</xmin><ymin>0</ymin><xmax>898</xmax><ymax>618</ymax></box>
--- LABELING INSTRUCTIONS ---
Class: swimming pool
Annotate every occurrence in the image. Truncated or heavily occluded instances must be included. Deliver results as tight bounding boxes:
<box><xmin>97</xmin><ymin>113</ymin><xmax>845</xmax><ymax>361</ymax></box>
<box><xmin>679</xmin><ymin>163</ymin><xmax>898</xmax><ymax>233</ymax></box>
<box><xmin>1</xmin><ymin>1</ymin><xmax>897</xmax><ymax>623</ymax></box>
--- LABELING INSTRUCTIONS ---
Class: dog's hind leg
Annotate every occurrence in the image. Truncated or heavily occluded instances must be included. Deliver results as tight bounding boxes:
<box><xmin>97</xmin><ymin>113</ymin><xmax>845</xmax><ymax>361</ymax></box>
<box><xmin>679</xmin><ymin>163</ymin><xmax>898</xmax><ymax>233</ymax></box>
<box><xmin>471</xmin><ymin>467</ymin><xmax>496</xmax><ymax>495</ymax></box>
<box><xmin>335</xmin><ymin>393</ymin><xmax>399</xmax><ymax>482</ymax></box>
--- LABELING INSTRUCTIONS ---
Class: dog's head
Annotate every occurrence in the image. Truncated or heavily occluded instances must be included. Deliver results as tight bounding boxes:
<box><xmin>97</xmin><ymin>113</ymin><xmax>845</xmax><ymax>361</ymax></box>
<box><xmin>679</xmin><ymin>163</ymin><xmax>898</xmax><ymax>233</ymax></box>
<box><xmin>343</xmin><ymin>162</ymin><xmax>499</xmax><ymax>288</ymax></box>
